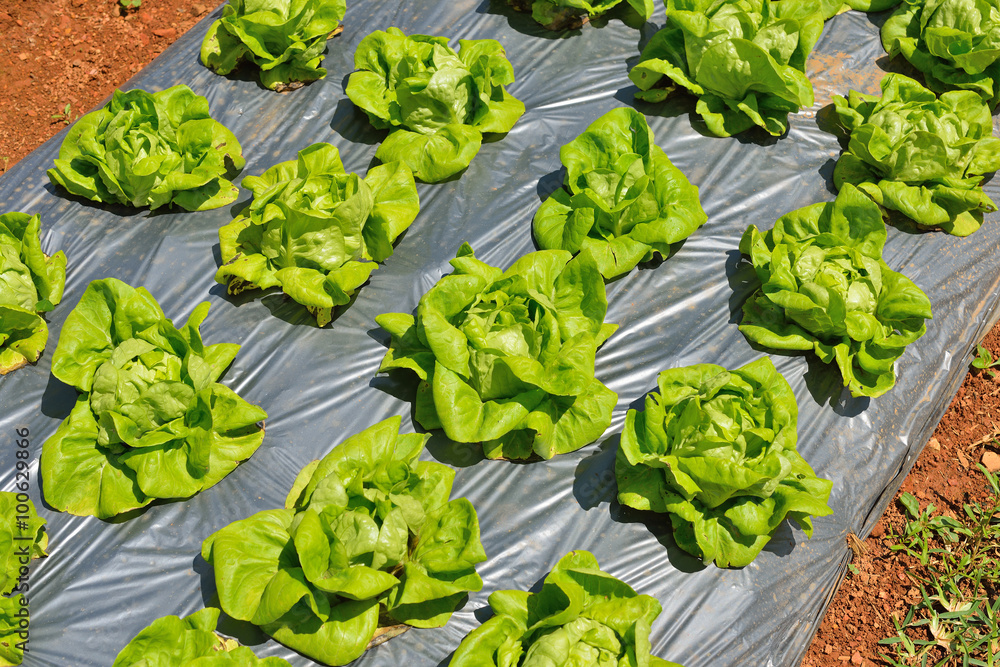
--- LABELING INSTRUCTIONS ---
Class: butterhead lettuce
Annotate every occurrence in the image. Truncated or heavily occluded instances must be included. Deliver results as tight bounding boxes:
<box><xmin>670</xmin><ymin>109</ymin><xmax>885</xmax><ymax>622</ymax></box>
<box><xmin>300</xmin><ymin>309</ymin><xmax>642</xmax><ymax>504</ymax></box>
<box><xmin>216</xmin><ymin>143</ymin><xmax>420</xmax><ymax>326</ymax></box>
<box><xmin>0</xmin><ymin>494</ymin><xmax>46</xmax><ymax>667</ymax></box>
<box><xmin>40</xmin><ymin>278</ymin><xmax>267</xmax><ymax>519</ymax></box>
<box><xmin>376</xmin><ymin>243</ymin><xmax>619</xmax><ymax>461</ymax></box>
<box><xmin>450</xmin><ymin>550</ymin><xmax>684</xmax><ymax>667</ymax></box>
<box><xmin>629</xmin><ymin>0</ymin><xmax>825</xmax><ymax>137</ymax></box>
<box><xmin>346</xmin><ymin>28</ymin><xmax>525</xmax><ymax>182</ymax></box>
<box><xmin>616</xmin><ymin>358</ymin><xmax>833</xmax><ymax>568</ymax></box>
<box><xmin>202</xmin><ymin>416</ymin><xmax>487</xmax><ymax>666</ymax></box>
<box><xmin>0</xmin><ymin>212</ymin><xmax>66</xmax><ymax>375</ymax></box>
<box><xmin>502</xmin><ymin>0</ymin><xmax>655</xmax><ymax>30</ymax></box>
<box><xmin>833</xmin><ymin>73</ymin><xmax>1000</xmax><ymax>236</ymax></box>
<box><xmin>47</xmin><ymin>86</ymin><xmax>245</xmax><ymax>211</ymax></box>
<box><xmin>201</xmin><ymin>0</ymin><xmax>346</xmax><ymax>92</ymax></box>
<box><xmin>534</xmin><ymin>108</ymin><xmax>706</xmax><ymax>279</ymax></box>
<box><xmin>112</xmin><ymin>608</ymin><xmax>291</xmax><ymax>667</ymax></box>
<box><xmin>739</xmin><ymin>185</ymin><xmax>933</xmax><ymax>398</ymax></box>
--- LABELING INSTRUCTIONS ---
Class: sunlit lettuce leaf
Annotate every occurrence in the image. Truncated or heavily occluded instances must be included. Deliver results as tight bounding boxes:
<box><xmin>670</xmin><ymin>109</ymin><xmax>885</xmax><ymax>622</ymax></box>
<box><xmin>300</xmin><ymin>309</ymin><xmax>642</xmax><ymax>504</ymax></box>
<box><xmin>47</xmin><ymin>86</ymin><xmax>245</xmax><ymax>211</ymax></box>
<box><xmin>346</xmin><ymin>28</ymin><xmax>525</xmax><ymax>182</ymax></box>
<box><xmin>203</xmin><ymin>417</ymin><xmax>486</xmax><ymax>666</ymax></box>
<box><xmin>534</xmin><ymin>107</ymin><xmax>706</xmax><ymax>279</ymax></box>
<box><xmin>376</xmin><ymin>243</ymin><xmax>618</xmax><ymax>461</ymax></box>
<box><xmin>40</xmin><ymin>278</ymin><xmax>267</xmax><ymax>519</ymax></box>
<box><xmin>450</xmin><ymin>550</ymin><xmax>685</xmax><ymax>667</ymax></box>
<box><xmin>0</xmin><ymin>212</ymin><xmax>66</xmax><ymax>374</ymax></box>
<box><xmin>616</xmin><ymin>358</ymin><xmax>833</xmax><ymax>567</ymax></box>
<box><xmin>629</xmin><ymin>0</ymin><xmax>827</xmax><ymax>136</ymax></box>
<box><xmin>832</xmin><ymin>72</ymin><xmax>1000</xmax><ymax>236</ymax></box>
<box><xmin>216</xmin><ymin>143</ymin><xmax>419</xmax><ymax>326</ymax></box>
<box><xmin>738</xmin><ymin>185</ymin><xmax>932</xmax><ymax>397</ymax></box>
<box><xmin>0</xmin><ymin>494</ymin><xmax>46</xmax><ymax>667</ymax></box>
<box><xmin>503</xmin><ymin>0</ymin><xmax>655</xmax><ymax>30</ymax></box>
<box><xmin>201</xmin><ymin>0</ymin><xmax>346</xmax><ymax>91</ymax></box>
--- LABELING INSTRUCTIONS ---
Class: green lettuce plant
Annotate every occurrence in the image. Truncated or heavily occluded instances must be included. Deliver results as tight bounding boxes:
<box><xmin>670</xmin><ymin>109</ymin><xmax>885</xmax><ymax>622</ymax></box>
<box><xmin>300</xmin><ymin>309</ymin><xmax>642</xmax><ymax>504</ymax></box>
<box><xmin>882</xmin><ymin>0</ymin><xmax>1000</xmax><ymax>108</ymax></box>
<box><xmin>47</xmin><ymin>86</ymin><xmax>245</xmax><ymax>211</ymax></box>
<box><xmin>112</xmin><ymin>608</ymin><xmax>291</xmax><ymax>666</ymax></box>
<box><xmin>40</xmin><ymin>278</ymin><xmax>267</xmax><ymax>520</ymax></box>
<box><xmin>616</xmin><ymin>357</ymin><xmax>833</xmax><ymax>568</ymax></box>
<box><xmin>629</xmin><ymin>0</ymin><xmax>826</xmax><ymax>137</ymax></box>
<box><xmin>202</xmin><ymin>416</ymin><xmax>487</xmax><ymax>666</ymax></box>
<box><xmin>534</xmin><ymin>108</ymin><xmax>706</xmax><ymax>279</ymax></box>
<box><xmin>216</xmin><ymin>143</ymin><xmax>420</xmax><ymax>326</ymax></box>
<box><xmin>450</xmin><ymin>550</ymin><xmax>684</xmax><ymax>667</ymax></box>
<box><xmin>502</xmin><ymin>0</ymin><xmax>655</xmax><ymax>30</ymax></box>
<box><xmin>739</xmin><ymin>185</ymin><xmax>933</xmax><ymax>398</ymax></box>
<box><xmin>832</xmin><ymin>73</ymin><xmax>1000</xmax><ymax>236</ymax></box>
<box><xmin>346</xmin><ymin>28</ymin><xmax>525</xmax><ymax>182</ymax></box>
<box><xmin>0</xmin><ymin>212</ymin><xmax>66</xmax><ymax>375</ymax></box>
<box><xmin>0</xmin><ymin>494</ymin><xmax>47</xmax><ymax>667</ymax></box>
<box><xmin>376</xmin><ymin>243</ymin><xmax>618</xmax><ymax>461</ymax></box>
<box><xmin>201</xmin><ymin>0</ymin><xmax>346</xmax><ymax>92</ymax></box>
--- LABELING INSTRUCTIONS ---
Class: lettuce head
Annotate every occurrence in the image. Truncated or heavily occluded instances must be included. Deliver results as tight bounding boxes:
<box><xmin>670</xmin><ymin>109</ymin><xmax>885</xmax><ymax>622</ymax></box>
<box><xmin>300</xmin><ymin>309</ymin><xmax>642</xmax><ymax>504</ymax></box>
<box><xmin>0</xmin><ymin>494</ymin><xmax>46</xmax><ymax>667</ymax></box>
<box><xmin>502</xmin><ymin>0</ymin><xmax>655</xmax><ymax>30</ymax></box>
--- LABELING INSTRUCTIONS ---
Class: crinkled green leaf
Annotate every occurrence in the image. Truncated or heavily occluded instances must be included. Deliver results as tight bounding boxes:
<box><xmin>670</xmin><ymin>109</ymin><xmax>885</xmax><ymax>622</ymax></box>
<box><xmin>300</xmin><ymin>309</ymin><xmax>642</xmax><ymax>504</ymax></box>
<box><xmin>450</xmin><ymin>550</ymin><xmax>684</xmax><ymax>667</ymax></box>
<box><xmin>534</xmin><ymin>108</ymin><xmax>706</xmax><ymax>279</ymax></box>
<box><xmin>376</xmin><ymin>244</ymin><xmax>618</xmax><ymax>460</ymax></box>
<box><xmin>832</xmin><ymin>72</ymin><xmax>1000</xmax><ymax>235</ymax></box>
<box><xmin>737</xmin><ymin>185</ymin><xmax>932</xmax><ymax>398</ymax></box>
<box><xmin>203</xmin><ymin>417</ymin><xmax>486</xmax><ymax>666</ymax></box>
<box><xmin>630</xmin><ymin>0</ymin><xmax>826</xmax><ymax>136</ymax></box>
<box><xmin>201</xmin><ymin>0</ymin><xmax>346</xmax><ymax>91</ymax></box>
<box><xmin>40</xmin><ymin>278</ymin><xmax>266</xmax><ymax>519</ymax></box>
<box><xmin>47</xmin><ymin>86</ymin><xmax>244</xmax><ymax>211</ymax></box>
<box><xmin>216</xmin><ymin>143</ymin><xmax>418</xmax><ymax>326</ymax></box>
<box><xmin>346</xmin><ymin>28</ymin><xmax>525</xmax><ymax>182</ymax></box>
<box><xmin>615</xmin><ymin>358</ymin><xmax>833</xmax><ymax>567</ymax></box>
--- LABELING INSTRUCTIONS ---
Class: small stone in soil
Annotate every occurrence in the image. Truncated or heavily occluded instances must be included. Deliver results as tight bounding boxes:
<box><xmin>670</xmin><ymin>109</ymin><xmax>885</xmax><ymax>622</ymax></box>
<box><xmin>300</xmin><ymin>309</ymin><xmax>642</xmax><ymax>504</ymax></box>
<box><xmin>982</xmin><ymin>450</ymin><xmax>1000</xmax><ymax>472</ymax></box>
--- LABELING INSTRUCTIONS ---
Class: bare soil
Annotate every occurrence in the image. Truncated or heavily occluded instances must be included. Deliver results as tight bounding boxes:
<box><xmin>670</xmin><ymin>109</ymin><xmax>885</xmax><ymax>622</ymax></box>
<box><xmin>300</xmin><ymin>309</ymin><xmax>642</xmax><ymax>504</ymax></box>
<box><xmin>1</xmin><ymin>3</ymin><xmax>998</xmax><ymax>666</ymax></box>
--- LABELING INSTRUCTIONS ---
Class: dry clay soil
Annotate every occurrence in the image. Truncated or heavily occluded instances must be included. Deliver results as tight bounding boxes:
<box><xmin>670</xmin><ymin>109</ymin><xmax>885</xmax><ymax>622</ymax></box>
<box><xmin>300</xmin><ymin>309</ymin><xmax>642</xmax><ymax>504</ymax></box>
<box><xmin>1</xmin><ymin>1</ymin><xmax>999</xmax><ymax>666</ymax></box>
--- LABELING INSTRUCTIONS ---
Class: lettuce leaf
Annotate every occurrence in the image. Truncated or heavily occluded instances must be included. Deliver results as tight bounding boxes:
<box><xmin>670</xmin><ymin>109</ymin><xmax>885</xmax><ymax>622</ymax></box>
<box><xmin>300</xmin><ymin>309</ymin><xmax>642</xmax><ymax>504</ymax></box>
<box><xmin>738</xmin><ymin>185</ymin><xmax>933</xmax><ymax>398</ymax></box>
<box><xmin>615</xmin><ymin>358</ymin><xmax>833</xmax><ymax>568</ymax></box>
<box><xmin>216</xmin><ymin>143</ymin><xmax>419</xmax><ymax>326</ymax></box>
<box><xmin>534</xmin><ymin>107</ymin><xmax>706</xmax><ymax>279</ymax></box>
<box><xmin>201</xmin><ymin>0</ymin><xmax>346</xmax><ymax>92</ymax></box>
<box><xmin>832</xmin><ymin>73</ymin><xmax>1000</xmax><ymax>236</ymax></box>
<box><xmin>202</xmin><ymin>416</ymin><xmax>486</xmax><ymax>666</ymax></box>
<box><xmin>629</xmin><ymin>0</ymin><xmax>826</xmax><ymax>137</ymax></box>
<box><xmin>0</xmin><ymin>494</ymin><xmax>46</xmax><ymax>667</ymax></box>
<box><xmin>503</xmin><ymin>0</ymin><xmax>655</xmax><ymax>30</ymax></box>
<box><xmin>47</xmin><ymin>86</ymin><xmax>245</xmax><ymax>211</ymax></box>
<box><xmin>112</xmin><ymin>608</ymin><xmax>291</xmax><ymax>666</ymax></box>
<box><xmin>0</xmin><ymin>212</ymin><xmax>66</xmax><ymax>374</ymax></box>
<box><xmin>376</xmin><ymin>243</ymin><xmax>619</xmax><ymax>461</ymax></box>
<box><xmin>40</xmin><ymin>278</ymin><xmax>267</xmax><ymax>519</ymax></box>
<box><xmin>450</xmin><ymin>550</ymin><xmax>684</xmax><ymax>667</ymax></box>
<box><xmin>346</xmin><ymin>28</ymin><xmax>525</xmax><ymax>182</ymax></box>
<box><xmin>882</xmin><ymin>0</ymin><xmax>1000</xmax><ymax>108</ymax></box>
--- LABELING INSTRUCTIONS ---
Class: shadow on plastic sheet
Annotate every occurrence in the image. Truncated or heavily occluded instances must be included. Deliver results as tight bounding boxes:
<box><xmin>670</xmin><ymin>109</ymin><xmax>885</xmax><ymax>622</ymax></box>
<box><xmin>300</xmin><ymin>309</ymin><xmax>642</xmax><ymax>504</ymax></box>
<box><xmin>476</xmin><ymin>0</ymin><xmax>582</xmax><ymax>39</ymax></box>
<box><xmin>193</xmin><ymin>553</ymin><xmax>271</xmax><ymax>647</ymax></box>
<box><xmin>40</xmin><ymin>375</ymin><xmax>77</xmax><ymax>420</ymax></box>
<box><xmin>208</xmin><ymin>278</ymin><xmax>362</xmax><ymax>328</ymax></box>
<box><xmin>330</xmin><ymin>88</ymin><xmax>387</xmax><ymax>147</ymax></box>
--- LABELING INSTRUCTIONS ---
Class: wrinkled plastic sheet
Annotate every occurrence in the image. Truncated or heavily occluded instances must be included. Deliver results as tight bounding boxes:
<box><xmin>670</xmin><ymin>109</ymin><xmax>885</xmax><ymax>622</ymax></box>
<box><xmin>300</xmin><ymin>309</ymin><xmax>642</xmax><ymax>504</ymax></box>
<box><xmin>2</xmin><ymin>2</ymin><xmax>999</xmax><ymax>665</ymax></box>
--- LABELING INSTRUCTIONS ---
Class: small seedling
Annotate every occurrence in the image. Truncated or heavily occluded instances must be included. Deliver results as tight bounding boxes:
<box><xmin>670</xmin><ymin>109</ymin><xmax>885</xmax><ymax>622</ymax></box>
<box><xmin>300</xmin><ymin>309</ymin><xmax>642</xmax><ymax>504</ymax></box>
<box><xmin>50</xmin><ymin>103</ymin><xmax>73</xmax><ymax>126</ymax></box>
<box><xmin>971</xmin><ymin>344</ymin><xmax>1000</xmax><ymax>378</ymax></box>
<box><xmin>120</xmin><ymin>0</ymin><xmax>141</xmax><ymax>8</ymax></box>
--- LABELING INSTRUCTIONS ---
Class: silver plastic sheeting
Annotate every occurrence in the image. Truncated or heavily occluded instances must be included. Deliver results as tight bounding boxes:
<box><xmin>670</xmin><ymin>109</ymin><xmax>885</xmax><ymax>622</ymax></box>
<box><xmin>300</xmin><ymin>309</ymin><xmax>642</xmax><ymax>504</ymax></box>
<box><xmin>2</xmin><ymin>2</ymin><xmax>998</xmax><ymax>666</ymax></box>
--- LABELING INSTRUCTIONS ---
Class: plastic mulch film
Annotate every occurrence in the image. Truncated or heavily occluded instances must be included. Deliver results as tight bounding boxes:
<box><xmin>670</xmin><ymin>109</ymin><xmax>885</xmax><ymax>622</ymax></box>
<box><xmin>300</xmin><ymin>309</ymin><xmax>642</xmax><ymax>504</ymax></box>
<box><xmin>1</xmin><ymin>2</ymin><xmax>999</xmax><ymax>665</ymax></box>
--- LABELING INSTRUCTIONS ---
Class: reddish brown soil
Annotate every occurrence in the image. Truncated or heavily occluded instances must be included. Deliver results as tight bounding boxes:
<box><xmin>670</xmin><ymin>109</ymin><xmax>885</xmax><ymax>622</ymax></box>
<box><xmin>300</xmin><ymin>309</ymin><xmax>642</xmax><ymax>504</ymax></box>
<box><xmin>2</xmin><ymin>4</ymin><xmax>999</xmax><ymax>666</ymax></box>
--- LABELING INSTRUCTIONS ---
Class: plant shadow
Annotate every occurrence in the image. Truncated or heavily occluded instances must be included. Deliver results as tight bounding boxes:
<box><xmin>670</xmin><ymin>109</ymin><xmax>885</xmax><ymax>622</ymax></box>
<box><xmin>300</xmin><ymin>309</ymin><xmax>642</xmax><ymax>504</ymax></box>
<box><xmin>193</xmin><ymin>553</ymin><xmax>270</xmax><ymax>647</ymax></box>
<box><xmin>330</xmin><ymin>91</ymin><xmax>386</xmax><ymax>147</ymax></box>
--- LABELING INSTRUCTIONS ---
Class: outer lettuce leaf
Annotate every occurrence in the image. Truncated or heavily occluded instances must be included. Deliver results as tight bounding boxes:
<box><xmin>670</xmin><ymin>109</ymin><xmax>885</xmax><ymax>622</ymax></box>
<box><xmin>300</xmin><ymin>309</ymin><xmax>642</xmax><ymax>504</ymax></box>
<box><xmin>0</xmin><ymin>212</ymin><xmax>66</xmax><ymax>374</ymax></box>
<box><xmin>882</xmin><ymin>0</ymin><xmax>1000</xmax><ymax>107</ymax></box>
<box><xmin>203</xmin><ymin>416</ymin><xmax>486</xmax><ymax>666</ymax></box>
<box><xmin>0</xmin><ymin>494</ymin><xmax>46</xmax><ymax>667</ymax></box>
<box><xmin>216</xmin><ymin>143</ymin><xmax>419</xmax><ymax>326</ymax></box>
<box><xmin>503</xmin><ymin>0</ymin><xmax>655</xmax><ymax>30</ymax></box>
<box><xmin>376</xmin><ymin>243</ymin><xmax>619</xmax><ymax>461</ymax></box>
<box><xmin>346</xmin><ymin>28</ymin><xmax>525</xmax><ymax>182</ymax></box>
<box><xmin>833</xmin><ymin>73</ymin><xmax>1000</xmax><ymax>236</ymax></box>
<box><xmin>112</xmin><ymin>608</ymin><xmax>291</xmax><ymax>666</ymax></box>
<box><xmin>47</xmin><ymin>86</ymin><xmax>245</xmax><ymax>211</ymax></box>
<box><xmin>40</xmin><ymin>278</ymin><xmax>267</xmax><ymax>519</ymax></box>
<box><xmin>738</xmin><ymin>185</ymin><xmax>933</xmax><ymax>398</ymax></box>
<box><xmin>450</xmin><ymin>550</ymin><xmax>684</xmax><ymax>667</ymax></box>
<box><xmin>201</xmin><ymin>0</ymin><xmax>346</xmax><ymax>91</ymax></box>
<box><xmin>616</xmin><ymin>358</ymin><xmax>833</xmax><ymax>567</ymax></box>
<box><xmin>534</xmin><ymin>108</ymin><xmax>706</xmax><ymax>279</ymax></box>
<box><xmin>629</xmin><ymin>0</ymin><xmax>826</xmax><ymax>137</ymax></box>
